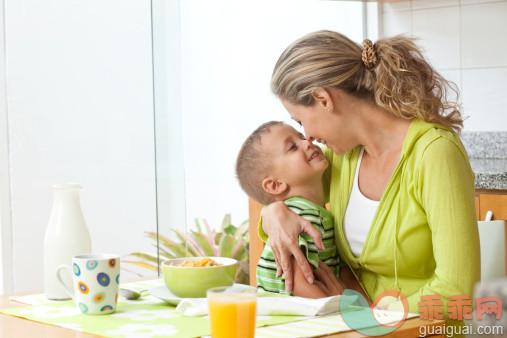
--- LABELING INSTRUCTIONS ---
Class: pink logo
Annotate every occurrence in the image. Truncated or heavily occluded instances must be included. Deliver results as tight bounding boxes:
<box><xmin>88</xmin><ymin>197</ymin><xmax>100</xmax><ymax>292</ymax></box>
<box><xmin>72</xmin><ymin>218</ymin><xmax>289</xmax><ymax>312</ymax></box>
<box><xmin>476</xmin><ymin>297</ymin><xmax>502</xmax><ymax>320</ymax></box>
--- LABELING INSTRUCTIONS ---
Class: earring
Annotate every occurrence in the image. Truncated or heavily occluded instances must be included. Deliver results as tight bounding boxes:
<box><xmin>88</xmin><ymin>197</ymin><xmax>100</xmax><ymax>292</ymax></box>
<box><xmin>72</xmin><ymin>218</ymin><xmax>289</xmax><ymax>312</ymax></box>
<box><xmin>327</xmin><ymin>107</ymin><xmax>332</xmax><ymax>113</ymax></box>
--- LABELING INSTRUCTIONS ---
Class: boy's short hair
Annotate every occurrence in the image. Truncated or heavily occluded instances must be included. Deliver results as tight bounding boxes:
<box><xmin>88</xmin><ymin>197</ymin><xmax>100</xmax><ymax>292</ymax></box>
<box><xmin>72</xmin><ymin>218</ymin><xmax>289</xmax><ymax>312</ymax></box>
<box><xmin>235</xmin><ymin>121</ymin><xmax>284</xmax><ymax>206</ymax></box>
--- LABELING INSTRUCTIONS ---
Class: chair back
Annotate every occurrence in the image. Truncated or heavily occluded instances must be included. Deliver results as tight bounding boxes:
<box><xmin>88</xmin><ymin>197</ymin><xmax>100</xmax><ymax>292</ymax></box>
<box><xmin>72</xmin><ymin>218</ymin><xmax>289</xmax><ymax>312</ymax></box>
<box><xmin>248</xmin><ymin>198</ymin><xmax>265</xmax><ymax>286</ymax></box>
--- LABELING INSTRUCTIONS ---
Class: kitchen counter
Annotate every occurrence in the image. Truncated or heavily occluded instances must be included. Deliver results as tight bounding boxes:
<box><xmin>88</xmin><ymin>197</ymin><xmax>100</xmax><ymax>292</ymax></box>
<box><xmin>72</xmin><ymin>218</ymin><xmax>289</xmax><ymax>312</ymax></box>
<box><xmin>470</xmin><ymin>158</ymin><xmax>507</xmax><ymax>190</ymax></box>
<box><xmin>461</xmin><ymin>132</ymin><xmax>507</xmax><ymax>191</ymax></box>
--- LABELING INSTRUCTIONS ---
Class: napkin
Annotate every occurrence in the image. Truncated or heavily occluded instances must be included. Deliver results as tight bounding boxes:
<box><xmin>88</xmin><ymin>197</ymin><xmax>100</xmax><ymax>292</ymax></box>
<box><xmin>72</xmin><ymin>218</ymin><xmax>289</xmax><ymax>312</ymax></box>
<box><xmin>175</xmin><ymin>293</ymin><xmax>358</xmax><ymax>317</ymax></box>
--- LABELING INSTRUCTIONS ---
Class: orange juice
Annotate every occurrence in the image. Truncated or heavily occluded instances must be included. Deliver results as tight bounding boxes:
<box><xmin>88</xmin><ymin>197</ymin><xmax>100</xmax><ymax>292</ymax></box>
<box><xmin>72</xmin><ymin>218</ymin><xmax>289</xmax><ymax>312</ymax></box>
<box><xmin>208</xmin><ymin>293</ymin><xmax>257</xmax><ymax>338</ymax></box>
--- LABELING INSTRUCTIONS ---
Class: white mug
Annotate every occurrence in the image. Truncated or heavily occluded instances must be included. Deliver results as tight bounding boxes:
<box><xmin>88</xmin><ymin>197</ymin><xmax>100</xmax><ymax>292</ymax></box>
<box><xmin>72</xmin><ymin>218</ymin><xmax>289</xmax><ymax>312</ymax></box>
<box><xmin>56</xmin><ymin>254</ymin><xmax>120</xmax><ymax>315</ymax></box>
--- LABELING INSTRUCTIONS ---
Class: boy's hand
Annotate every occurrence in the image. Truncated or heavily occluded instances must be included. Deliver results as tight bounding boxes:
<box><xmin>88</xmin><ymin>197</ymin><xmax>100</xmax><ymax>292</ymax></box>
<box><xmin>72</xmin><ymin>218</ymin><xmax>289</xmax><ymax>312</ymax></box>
<box><xmin>313</xmin><ymin>260</ymin><xmax>346</xmax><ymax>296</ymax></box>
<box><xmin>291</xmin><ymin>257</ymin><xmax>326</xmax><ymax>298</ymax></box>
<box><xmin>262</xmin><ymin>201</ymin><xmax>325</xmax><ymax>293</ymax></box>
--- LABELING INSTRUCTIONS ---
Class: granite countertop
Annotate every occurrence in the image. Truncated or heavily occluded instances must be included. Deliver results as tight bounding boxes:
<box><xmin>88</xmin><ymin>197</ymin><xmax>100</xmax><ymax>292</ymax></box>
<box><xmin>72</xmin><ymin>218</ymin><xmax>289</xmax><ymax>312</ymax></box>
<box><xmin>461</xmin><ymin>132</ymin><xmax>507</xmax><ymax>191</ymax></box>
<box><xmin>470</xmin><ymin>158</ymin><xmax>507</xmax><ymax>190</ymax></box>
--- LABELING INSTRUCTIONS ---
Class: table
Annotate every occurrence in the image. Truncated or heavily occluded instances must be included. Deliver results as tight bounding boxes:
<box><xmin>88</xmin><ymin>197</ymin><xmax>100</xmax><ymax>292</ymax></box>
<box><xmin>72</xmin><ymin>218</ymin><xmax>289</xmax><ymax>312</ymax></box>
<box><xmin>0</xmin><ymin>288</ymin><xmax>446</xmax><ymax>337</ymax></box>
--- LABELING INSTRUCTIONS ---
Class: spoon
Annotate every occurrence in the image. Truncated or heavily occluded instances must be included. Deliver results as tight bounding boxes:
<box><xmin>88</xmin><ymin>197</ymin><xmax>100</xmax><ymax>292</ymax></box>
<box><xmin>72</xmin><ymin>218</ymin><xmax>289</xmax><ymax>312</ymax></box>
<box><xmin>119</xmin><ymin>288</ymin><xmax>147</xmax><ymax>300</ymax></box>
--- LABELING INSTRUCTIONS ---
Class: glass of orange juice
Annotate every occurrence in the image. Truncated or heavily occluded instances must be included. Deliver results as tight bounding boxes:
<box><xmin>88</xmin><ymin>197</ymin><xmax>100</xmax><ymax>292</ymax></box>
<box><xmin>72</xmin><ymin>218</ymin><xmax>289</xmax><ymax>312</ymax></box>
<box><xmin>207</xmin><ymin>285</ymin><xmax>257</xmax><ymax>338</ymax></box>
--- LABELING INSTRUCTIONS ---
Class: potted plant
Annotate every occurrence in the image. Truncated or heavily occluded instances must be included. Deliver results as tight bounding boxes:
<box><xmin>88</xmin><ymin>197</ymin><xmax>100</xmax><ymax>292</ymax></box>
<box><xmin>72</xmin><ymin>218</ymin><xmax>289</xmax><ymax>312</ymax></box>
<box><xmin>123</xmin><ymin>214</ymin><xmax>250</xmax><ymax>284</ymax></box>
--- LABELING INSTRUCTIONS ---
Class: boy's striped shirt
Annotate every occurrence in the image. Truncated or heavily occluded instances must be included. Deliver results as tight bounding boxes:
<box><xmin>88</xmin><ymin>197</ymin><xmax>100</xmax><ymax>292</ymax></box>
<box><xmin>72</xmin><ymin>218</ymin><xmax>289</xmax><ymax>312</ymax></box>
<box><xmin>256</xmin><ymin>196</ymin><xmax>339</xmax><ymax>295</ymax></box>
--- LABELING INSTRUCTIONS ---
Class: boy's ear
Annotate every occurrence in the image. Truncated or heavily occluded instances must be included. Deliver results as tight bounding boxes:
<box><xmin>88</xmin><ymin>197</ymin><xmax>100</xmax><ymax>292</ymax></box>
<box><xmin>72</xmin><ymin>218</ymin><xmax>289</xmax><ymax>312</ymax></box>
<box><xmin>261</xmin><ymin>177</ymin><xmax>288</xmax><ymax>196</ymax></box>
<box><xmin>311</xmin><ymin>87</ymin><xmax>334</xmax><ymax>112</ymax></box>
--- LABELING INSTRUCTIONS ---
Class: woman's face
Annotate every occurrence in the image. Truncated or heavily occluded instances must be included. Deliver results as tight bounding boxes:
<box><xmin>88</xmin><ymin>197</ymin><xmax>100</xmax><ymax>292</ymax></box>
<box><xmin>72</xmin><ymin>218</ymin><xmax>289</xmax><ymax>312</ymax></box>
<box><xmin>282</xmin><ymin>99</ymin><xmax>356</xmax><ymax>155</ymax></box>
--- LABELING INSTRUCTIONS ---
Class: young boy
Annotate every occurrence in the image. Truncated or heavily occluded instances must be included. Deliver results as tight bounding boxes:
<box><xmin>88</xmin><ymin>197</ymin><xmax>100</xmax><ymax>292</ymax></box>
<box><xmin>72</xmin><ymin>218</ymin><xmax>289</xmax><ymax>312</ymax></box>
<box><xmin>235</xmin><ymin>121</ymin><xmax>341</xmax><ymax>298</ymax></box>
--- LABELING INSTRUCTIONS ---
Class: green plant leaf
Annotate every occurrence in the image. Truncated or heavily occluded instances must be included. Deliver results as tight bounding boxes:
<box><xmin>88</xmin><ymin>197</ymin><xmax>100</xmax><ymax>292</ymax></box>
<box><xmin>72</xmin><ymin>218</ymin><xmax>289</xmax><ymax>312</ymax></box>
<box><xmin>223</xmin><ymin>224</ymin><xmax>236</xmax><ymax>236</ymax></box>
<box><xmin>192</xmin><ymin>231</ymin><xmax>218</xmax><ymax>256</ymax></box>
<box><xmin>221</xmin><ymin>214</ymin><xmax>232</xmax><ymax>231</ymax></box>
<box><xmin>122</xmin><ymin>260</ymin><xmax>158</xmax><ymax>271</ymax></box>
<box><xmin>169</xmin><ymin>242</ymin><xmax>193</xmax><ymax>257</ymax></box>
<box><xmin>219</xmin><ymin>234</ymin><xmax>234</xmax><ymax>257</ymax></box>
<box><xmin>158</xmin><ymin>246</ymin><xmax>177</xmax><ymax>259</ymax></box>
<box><xmin>145</xmin><ymin>231</ymin><xmax>190</xmax><ymax>257</ymax></box>
<box><xmin>195</xmin><ymin>217</ymin><xmax>206</xmax><ymax>234</ymax></box>
<box><xmin>233</xmin><ymin>244</ymin><xmax>247</xmax><ymax>261</ymax></box>
<box><xmin>159</xmin><ymin>253</ymin><xmax>173</xmax><ymax>260</ymax></box>
<box><xmin>148</xmin><ymin>243</ymin><xmax>184</xmax><ymax>261</ymax></box>
<box><xmin>125</xmin><ymin>252</ymin><xmax>159</xmax><ymax>263</ymax></box>
<box><xmin>200</xmin><ymin>218</ymin><xmax>216</xmax><ymax>244</ymax></box>
<box><xmin>170</xmin><ymin>229</ymin><xmax>189</xmax><ymax>249</ymax></box>
<box><xmin>119</xmin><ymin>266</ymin><xmax>144</xmax><ymax>278</ymax></box>
<box><xmin>129</xmin><ymin>213</ymin><xmax>251</xmax><ymax>283</ymax></box>
<box><xmin>171</xmin><ymin>229</ymin><xmax>200</xmax><ymax>256</ymax></box>
<box><xmin>215</xmin><ymin>233</ymin><xmax>223</xmax><ymax>245</ymax></box>
<box><xmin>144</xmin><ymin>231</ymin><xmax>171</xmax><ymax>248</ymax></box>
<box><xmin>235</xmin><ymin>261</ymin><xmax>250</xmax><ymax>284</ymax></box>
<box><xmin>235</xmin><ymin>220</ymin><xmax>249</xmax><ymax>240</ymax></box>
<box><xmin>235</xmin><ymin>267</ymin><xmax>250</xmax><ymax>285</ymax></box>
<box><xmin>240</xmin><ymin>231</ymin><xmax>250</xmax><ymax>247</ymax></box>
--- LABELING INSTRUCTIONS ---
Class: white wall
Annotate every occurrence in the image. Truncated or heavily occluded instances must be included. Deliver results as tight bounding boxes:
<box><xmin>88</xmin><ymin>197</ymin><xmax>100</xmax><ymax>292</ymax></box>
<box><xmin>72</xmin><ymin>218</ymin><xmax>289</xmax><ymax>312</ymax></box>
<box><xmin>175</xmin><ymin>1</ymin><xmax>365</xmax><ymax>232</ymax></box>
<box><xmin>382</xmin><ymin>0</ymin><xmax>507</xmax><ymax>132</ymax></box>
<box><xmin>3</xmin><ymin>0</ymin><xmax>157</xmax><ymax>292</ymax></box>
<box><xmin>0</xmin><ymin>0</ymin><xmax>12</xmax><ymax>294</ymax></box>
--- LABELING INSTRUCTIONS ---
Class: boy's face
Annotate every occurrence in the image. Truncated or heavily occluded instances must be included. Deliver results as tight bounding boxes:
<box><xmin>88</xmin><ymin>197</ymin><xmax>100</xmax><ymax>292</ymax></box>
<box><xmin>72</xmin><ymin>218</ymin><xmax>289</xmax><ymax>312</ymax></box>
<box><xmin>260</xmin><ymin>124</ymin><xmax>328</xmax><ymax>186</ymax></box>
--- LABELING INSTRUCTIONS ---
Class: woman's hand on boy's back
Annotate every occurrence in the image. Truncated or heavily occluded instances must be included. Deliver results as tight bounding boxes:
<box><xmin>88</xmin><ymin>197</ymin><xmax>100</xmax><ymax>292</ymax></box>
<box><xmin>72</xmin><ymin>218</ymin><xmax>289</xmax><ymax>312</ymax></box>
<box><xmin>261</xmin><ymin>201</ymin><xmax>325</xmax><ymax>293</ymax></box>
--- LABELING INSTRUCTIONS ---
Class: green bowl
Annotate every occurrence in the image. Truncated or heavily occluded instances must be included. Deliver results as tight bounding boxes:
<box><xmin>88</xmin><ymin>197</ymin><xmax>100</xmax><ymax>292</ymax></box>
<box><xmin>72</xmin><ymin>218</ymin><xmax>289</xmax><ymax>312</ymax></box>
<box><xmin>162</xmin><ymin>257</ymin><xmax>237</xmax><ymax>298</ymax></box>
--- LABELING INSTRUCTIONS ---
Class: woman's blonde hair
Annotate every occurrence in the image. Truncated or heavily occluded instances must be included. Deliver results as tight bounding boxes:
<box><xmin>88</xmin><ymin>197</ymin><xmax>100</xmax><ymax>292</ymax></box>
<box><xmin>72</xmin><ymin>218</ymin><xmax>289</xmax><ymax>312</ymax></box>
<box><xmin>271</xmin><ymin>30</ymin><xmax>463</xmax><ymax>132</ymax></box>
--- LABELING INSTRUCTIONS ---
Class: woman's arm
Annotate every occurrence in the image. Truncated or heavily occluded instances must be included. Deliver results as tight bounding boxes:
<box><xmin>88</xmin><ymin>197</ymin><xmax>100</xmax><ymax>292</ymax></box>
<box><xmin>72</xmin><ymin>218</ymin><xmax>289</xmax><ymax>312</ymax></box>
<box><xmin>260</xmin><ymin>201</ymin><xmax>325</xmax><ymax>292</ymax></box>
<box><xmin>406</xmin><ymin>136</ymin><xmax>480</xmax><ymax>315</ymax></box>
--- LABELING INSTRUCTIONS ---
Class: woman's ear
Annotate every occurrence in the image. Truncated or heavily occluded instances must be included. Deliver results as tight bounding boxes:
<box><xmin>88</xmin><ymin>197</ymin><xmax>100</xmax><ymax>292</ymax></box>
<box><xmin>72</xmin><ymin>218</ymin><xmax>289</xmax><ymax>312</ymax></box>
<box><xmin>262</xmin><ymin>178</ymin><xmax>288</xmax><ymax>196</ymax></box>
<box><xmin>311</xmin><ymin>87</ymin><xmax>334</xmax><ymax>113</ymax></box>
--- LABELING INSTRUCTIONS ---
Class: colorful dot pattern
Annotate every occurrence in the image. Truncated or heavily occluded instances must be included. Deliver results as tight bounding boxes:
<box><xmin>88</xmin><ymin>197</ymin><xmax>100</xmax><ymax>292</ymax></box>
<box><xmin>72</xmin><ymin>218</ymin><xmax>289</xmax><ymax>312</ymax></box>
<box><xmin>73</xmin><ymin>263</ymin><xmax>80</xmax><ymax>276</ymax></box>
<box><xmin>97</xmin><ymin>272</ymin><xmax>110</xmax><ymax>286</ymax></box>
<box><xmin>78</xmin><ymin>282</ymin><xmax>89</xmax><ymax>294</ymax></box>
<box><xmin>86</xmin><ymin>260</ymin><xmax>98</xmax><ymax>270</ymax></box>
<box><xmin>101</xmin><ymin>305</ymin><xmax>113</xmax><ymax>312</ymax></box>
<box><xmin>79</xmin><ymin>303</ymin><xmax>88</xmax><ymax>313</ymax></box>
<box><xmin>94</xmin><ymin>292</ymin><xmax>105</xmax><ymax>303</ymax></box>
<box><xmin>72</xmin><ymin>259</ymin><xmax>119</xmax><ymax>314</ymax></box>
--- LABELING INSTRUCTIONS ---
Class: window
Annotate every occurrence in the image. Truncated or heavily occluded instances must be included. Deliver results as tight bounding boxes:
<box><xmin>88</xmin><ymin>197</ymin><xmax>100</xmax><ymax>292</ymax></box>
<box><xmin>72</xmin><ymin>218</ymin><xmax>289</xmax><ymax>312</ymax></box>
<box><xmin>152</xmin><ymin>0</ymin><xmax>371</xmax><ymax>233</ymax></box>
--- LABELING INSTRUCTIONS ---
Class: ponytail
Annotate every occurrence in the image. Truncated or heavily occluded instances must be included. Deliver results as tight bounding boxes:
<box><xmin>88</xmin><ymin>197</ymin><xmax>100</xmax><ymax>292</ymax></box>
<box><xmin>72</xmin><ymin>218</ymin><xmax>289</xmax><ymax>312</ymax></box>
<box><xmin>374</xmin><ymin>35</ymin><xmax>463</xmax><ymax>132</ymax></box>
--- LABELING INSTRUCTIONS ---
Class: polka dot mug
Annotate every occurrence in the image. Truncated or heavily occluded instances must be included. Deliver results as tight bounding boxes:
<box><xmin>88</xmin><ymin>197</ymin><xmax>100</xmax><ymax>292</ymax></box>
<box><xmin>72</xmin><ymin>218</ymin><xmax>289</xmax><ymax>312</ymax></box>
<box><xmin>56</xmin><ymin>254</ymin><xmax>120</xmax><ymax>315</ymax></box>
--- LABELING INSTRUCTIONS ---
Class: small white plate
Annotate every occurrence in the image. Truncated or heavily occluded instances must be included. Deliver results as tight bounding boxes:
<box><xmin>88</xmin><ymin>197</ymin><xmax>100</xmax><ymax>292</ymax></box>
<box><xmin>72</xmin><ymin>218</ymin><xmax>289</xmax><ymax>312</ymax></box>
<box><xmin>148</xmin><ymin>284</ymin><xmax>243</xmax><ymax>306</ymax></box>
<box><xmin>148</xmin><ymin>286</ymin><xmax>200</xmax><ymax>306</ymax></box>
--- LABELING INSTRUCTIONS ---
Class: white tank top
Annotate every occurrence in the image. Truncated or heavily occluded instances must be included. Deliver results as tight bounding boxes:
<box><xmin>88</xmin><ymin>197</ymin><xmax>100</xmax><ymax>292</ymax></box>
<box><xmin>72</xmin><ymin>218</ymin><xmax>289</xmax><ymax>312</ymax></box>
<box><xmin>342</xmin><ymin>147</ymin><xmax>380</xmax><ymax>258</ymax></box>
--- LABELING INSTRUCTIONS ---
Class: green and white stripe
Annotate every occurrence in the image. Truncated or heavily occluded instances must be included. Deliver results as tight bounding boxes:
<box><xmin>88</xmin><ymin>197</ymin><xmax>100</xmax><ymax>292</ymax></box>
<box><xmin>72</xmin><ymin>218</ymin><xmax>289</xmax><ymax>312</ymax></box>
<box><xmin>257</xmin><ymin>196</ymin><xmax>340</xmax><ymax>295</ymax></box>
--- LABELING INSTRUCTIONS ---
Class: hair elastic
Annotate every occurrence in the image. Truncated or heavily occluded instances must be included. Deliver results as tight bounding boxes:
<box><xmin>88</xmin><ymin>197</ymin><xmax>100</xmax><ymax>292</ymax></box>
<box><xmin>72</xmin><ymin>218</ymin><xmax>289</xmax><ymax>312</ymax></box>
<box><xmin>361</xmin><ymin>39</ymin><xmax>378</xmax><ymax>70</ymax></box>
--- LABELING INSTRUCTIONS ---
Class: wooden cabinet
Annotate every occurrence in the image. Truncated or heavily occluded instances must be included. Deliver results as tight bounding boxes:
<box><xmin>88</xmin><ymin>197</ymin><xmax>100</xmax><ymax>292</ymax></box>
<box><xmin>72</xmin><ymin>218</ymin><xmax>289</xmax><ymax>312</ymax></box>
<box><xmin>475</xmin><ymin>189</ymin><xmax>507</xmax><ymax>276</ymax></box>
<box><xmin>475</xmin><ymin>189</ymin><xmax>507</xmax><ymax>221</ymax></box>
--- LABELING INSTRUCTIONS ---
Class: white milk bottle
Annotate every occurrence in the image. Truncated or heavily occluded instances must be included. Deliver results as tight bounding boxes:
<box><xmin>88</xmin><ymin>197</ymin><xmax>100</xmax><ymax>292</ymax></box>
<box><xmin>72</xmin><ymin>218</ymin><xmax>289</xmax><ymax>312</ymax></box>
<box><xmin>44</xmin><ymin>183</ymin><xmax>92</xmax><ymax>300</ymax></box>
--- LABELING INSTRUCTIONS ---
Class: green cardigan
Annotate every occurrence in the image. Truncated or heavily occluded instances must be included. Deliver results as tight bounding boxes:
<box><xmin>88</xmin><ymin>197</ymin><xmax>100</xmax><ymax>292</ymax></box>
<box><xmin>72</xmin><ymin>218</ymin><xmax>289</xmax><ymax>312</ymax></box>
<box><xmin>260</xmin><ymin>119</ymin><xmax>480</xmax><ymax>316</ymax></box>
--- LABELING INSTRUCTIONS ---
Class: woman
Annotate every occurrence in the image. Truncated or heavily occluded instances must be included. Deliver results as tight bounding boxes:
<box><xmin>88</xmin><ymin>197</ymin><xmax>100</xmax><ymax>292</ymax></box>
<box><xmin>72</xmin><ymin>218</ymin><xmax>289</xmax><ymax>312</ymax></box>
<box><xmin>260</xmin><ymin>30</ymin><xmax>480</xmax><ymax>316</ymax></box>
